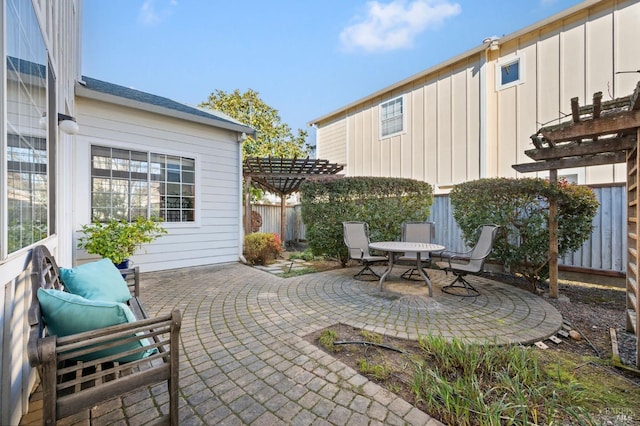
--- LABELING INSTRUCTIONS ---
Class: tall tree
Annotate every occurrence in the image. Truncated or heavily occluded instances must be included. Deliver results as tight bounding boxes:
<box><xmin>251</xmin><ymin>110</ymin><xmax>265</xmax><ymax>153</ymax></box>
<box><xmin>200</xmin><ymin>88</ymin><xmax>313</xmax><ymax>159</ymax></box>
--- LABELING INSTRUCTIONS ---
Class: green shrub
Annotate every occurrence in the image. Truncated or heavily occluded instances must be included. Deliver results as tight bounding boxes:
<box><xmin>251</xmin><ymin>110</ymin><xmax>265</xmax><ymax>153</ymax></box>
<box><xmin>243</xmin><ymin>232</ymin><xmax>283</xmax><ymax>265</ymax></box>
<box><xmin>450</xmin><ymin>178</ymin><xmax>599</xmax><ymax>290</ymax></box>
<box><xmin>288</xmin><ymin>248</ymin><xmax>315</xmax><ymax>261</ymax></box>
<box><xmin>301</xmin><ymin>177</ymin><xmax>434</xmax><ymax>266</ymax></box>
<box><xmin>78</xmin><ymin>217</ymin><xmax>167</xmax><ymax>264</ymax></box>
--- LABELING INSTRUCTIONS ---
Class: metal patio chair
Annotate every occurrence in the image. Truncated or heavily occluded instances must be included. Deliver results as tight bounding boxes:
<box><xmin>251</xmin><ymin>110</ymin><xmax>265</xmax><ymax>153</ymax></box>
<box><xmin>397</xmin><ymin>221</ymin><xmax>435</xmax><ymax>281</ymax></box>
<box><xmin>343</xmin><ymin>221</ymin><xmax>387</xmax><ymax>280</ymax></box>
<box><xmin>435</xmin><ymin>224</ymin><xmax>500</xmax><ymax>296</ymax></box>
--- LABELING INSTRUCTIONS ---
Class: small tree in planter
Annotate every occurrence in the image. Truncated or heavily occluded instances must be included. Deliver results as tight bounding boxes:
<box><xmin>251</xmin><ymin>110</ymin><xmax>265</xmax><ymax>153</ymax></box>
<box><xmin>78</xmin><ymin>217</ymin><xmax>168</xmax><ymax>266</ymax></box>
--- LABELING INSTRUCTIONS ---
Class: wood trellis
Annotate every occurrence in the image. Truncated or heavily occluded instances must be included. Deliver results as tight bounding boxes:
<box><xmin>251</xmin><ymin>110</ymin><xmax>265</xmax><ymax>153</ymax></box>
<box><xmin>514</xmin><ymin>81</ymin><xmax>640</xmax><ymax>367</ymax></box>
<box><xmin>242</xmin><ymin>157</ymin><xmax>344</xmax><ymax>243</ymax></box>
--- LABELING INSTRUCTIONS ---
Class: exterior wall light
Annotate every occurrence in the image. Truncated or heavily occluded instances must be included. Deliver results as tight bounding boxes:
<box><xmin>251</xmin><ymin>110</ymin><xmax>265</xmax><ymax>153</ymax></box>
<box><xmin>482</xmin><ymin>36</ymin><xmax>500</xmax><ymax>51</ymax></box>
<box><xmin>57</xmin><ymin>113</ymin><xmax>80</xmax><ymax>135</ymax></box>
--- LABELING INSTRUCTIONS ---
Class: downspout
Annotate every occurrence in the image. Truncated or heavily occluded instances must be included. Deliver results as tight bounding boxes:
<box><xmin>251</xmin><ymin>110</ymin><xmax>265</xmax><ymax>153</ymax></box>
<box><xmin>239</xmin><ymin>132</ymin><xmax>250</xmax><ymax>263</ymax></box>
<box><xmin>479</xmin><ymin>52</ymin><xmax>488</xmax><ymax>179</ymax></box>
<box><xmin>479</xmin><ymin>37</ymin><xmax>499</xmax><ymax>178</ymax></box>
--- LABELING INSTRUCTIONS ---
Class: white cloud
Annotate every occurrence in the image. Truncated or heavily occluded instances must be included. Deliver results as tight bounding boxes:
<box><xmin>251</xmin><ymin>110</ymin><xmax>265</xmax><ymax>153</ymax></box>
<box><xmin>139</xmin><ymin>0</ymin><xmax>177</xmax><ymax>26</ymax></box>
<box><xmin>340</xmin><ymin>0</ymin><xmax>461</xmax><ymax>53</ymax></box>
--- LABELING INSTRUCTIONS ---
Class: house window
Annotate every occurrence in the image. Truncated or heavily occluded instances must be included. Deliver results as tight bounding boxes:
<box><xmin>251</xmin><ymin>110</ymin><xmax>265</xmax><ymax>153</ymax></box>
<box><xmin>496</xmin><ymin>57</ymin><xmax>523</xmax><ymax>90</ymax></box>
<box><xmin>380</xmin><ymin>96</ymin><xmax>404</xmax><ymax>138</ymax></box>
<box><xmin>91</xmin><ymin>146</ymin><xmax>195</xmax><ymax>223</ymax></box>
<box><xmin>4</xmin><ymin>0</ymin><xmax>53</xmax><ymax>256</ymax></box>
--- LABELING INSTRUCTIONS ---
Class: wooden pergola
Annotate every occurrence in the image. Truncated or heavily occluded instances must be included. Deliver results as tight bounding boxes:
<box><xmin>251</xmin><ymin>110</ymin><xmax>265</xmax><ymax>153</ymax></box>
<box><xmin>513</xmin><ymin>81</ymin><xmax>640</xmax><ymax>367</ymax></box>
<box><xmin>242</xmin><ymin>157</ymin><xmax>344</xmax><ymax>243</ymax></box>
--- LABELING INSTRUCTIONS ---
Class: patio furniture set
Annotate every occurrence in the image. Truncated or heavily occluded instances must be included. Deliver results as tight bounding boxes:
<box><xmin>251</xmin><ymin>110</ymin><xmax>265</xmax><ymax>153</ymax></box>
<box><xmin>343</xmin><ymin>221</ymin><xmax>500</xmax><ymax>297</ymax></box>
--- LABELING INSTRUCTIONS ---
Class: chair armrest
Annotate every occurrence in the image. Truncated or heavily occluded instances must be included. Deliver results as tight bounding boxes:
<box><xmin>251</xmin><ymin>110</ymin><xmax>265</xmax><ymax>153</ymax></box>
<box><xmin>432</xmin><ymin>249</ymin><xmax>471</xmax><ymax>261</ymax></box>
<box><xmin>348</xmin><ymin>248</ymin><xmax>365</xmax><ymax>260</ymax></box>
<box><xmin>37</xmin><ymin>310</ymin><xmax>181</xmax><ymax>420</ymax></box>
<box><xmin>121</xmin><ymin>266</ymin><xmax>140</xmax><ymax>297</ymax></box>
<box><xmin>433</xmin><ymin>250</ymin><xmax>471</xmax><ymax>268</ymax></box>
<box><xmin>35</xmin><ymin>310</ymin><xmax>180</xmax><ymax>367</ymax></box>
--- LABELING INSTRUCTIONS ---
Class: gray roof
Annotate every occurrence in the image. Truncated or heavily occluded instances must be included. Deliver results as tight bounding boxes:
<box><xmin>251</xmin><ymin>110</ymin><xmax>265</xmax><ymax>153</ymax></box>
<box><xmin>77</xmin><ymin>76</ymin><xmax>255</xmax><ymax>135</ymax></box>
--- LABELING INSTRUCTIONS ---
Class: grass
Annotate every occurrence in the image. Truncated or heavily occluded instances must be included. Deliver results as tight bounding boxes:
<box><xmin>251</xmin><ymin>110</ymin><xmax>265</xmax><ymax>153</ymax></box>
<box><xmin>311</xmin><ymin>319</ymin><xmax>639</xmax><ymax>425</ymax></box>
<box><xmin>359</xmin><ymin>330</ymin><xmax>383</xmax><ymax>344</ymax></box>
<box><xmin>319</xmin><ymin>329</ymin><xmax>338</xmax><ymax>352</ymax></box>
<box><xmin>357</xmin><ymin>358</ymin><xmax>392</xmax><ymax>380</ymax></box>
<box><xmin>411</xmin><ymin>334</ymin><xmax>593</xmax><ymax>425</ymax></box>
<box><xmin>287</xmin><ymin>248</ymin><xmax>316</xmax><ymax>261</ymax></box>
<box><xmin>277</xmin><ymin>267</ymin><xmax>317</xmax><ymax>278</ymax></box>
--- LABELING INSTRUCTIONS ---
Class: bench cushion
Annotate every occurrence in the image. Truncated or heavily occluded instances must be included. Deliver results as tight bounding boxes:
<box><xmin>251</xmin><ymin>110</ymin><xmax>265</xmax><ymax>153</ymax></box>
<box><xmin>37</xmin><ymin>288</ymin><xmax>154</xmax><ymax>362</ymax></box>
<box><xmin>60</xmin><ymin>259</ymin><xmax>131</xmax><ymax>303</ymax></box>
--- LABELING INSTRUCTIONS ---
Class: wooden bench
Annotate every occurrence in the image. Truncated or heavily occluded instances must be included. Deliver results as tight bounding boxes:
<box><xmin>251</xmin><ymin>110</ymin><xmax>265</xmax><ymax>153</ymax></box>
<box><xmin>27</xmin><ymin>245</ymin><xmax>182</xmax><ymax>425</ymax></box>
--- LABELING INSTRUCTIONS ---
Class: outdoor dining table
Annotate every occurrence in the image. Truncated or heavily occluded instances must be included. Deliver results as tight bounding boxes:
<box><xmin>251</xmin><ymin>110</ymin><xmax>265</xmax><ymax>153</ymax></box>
<box><xmin>368</xmin><ymin>241</ymin><xmax>445</xmax><ymax>296</ymax></box>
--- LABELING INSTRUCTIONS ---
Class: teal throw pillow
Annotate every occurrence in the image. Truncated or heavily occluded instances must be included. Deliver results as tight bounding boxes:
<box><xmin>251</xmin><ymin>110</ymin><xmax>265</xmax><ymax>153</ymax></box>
<box><xmin>60</xmin><ymin>259</ymin><xmax>131</xmax><ymax>303</ymax></box>
<box><xmin>37</xmin><ymin>288</ymin><xmax>155</xmax><ymax>362</ymax></box>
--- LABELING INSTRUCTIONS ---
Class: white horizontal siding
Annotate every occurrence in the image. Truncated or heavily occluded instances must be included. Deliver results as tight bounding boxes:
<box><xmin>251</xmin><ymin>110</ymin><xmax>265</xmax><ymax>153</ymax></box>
<box><xmin>73</xmin><ymin>98</ymin><xmax>242</xmax><ymax>272</ymax></box>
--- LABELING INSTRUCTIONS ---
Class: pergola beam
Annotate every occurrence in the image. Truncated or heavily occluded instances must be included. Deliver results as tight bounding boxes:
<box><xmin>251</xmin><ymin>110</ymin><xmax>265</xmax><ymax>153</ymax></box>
<box><xmin>540</xmin><ymin>109</ymin><xmax>640</xmax><ymax>143</ymax></box>
<box><xmin>525</xmin><ymin>135</ymin><xmax>636</xmax><ymax>160</ymax></box>
<box><xmin>242</xmin><ymin>157</ymin><xmax>344</xmax><ymax>242</ymax></box>
<box><xmin>513</xmin><ymin>151</ymin><xmax>626</xmax><ymax>173</ymax></box>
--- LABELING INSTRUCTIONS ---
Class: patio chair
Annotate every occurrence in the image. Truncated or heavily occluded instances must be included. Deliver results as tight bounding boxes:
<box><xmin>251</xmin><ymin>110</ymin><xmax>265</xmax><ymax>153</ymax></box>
<box><xmin>435</xmin><ymin>224</ymin><xmax>500</xmax><ymax>296</ymax></box>
<box><xmin>343</xmin><ymin>221</ymin><xmax>387</xmax><ymax>280</ymax></box>
<box><xmin>397</xmin><ymin>221</ymin><xmax>435</xmax><ymax>281</ymax></box>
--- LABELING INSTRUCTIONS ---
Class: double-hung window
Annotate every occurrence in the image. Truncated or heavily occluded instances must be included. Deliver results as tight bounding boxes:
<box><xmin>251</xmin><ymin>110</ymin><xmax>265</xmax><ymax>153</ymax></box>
<box><xmin>380</xmin><ymin>96</ymin><xmax>404</xmax><ymax>138</ymax></box>
<box><xmin>91</xmin><ymin>146</ymin><xmax>195</xmax><ymax>223</ymax></box>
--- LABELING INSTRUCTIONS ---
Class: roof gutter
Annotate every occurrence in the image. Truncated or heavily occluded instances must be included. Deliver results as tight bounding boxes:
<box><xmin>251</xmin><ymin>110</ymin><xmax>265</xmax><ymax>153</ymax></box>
<box><xmin>308</xmin><ymin>0</ymin><xmax>605</xmax><ymax>126</ymax></box>
<box><xmin>76</xmin><ymin>82</ymin><xmax>256</xmax><ymax>136</ymax></box>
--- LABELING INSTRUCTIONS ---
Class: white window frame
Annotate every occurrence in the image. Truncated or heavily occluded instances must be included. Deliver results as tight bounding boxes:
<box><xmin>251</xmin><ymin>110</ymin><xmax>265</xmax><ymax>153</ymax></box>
<box><xmin>379</xmin><ymin>95</ymin><xmax>405</xmax><ymax>139</ymax></box>
<box><xmin>537</xmin><ymin>169</ymin><xmax>584</xmax><ymax>185</ymax></box>
<box><xmin>496</xmin><ymin>56</ymin><xmax>524</xmax><ymax>90</ymax></box>
<box><xmin>3</xmin><ymin>0</ymin><xmax>54</xmax><ymax>258</ymax></box>
<box><xmin>90</xmin><ymin>145</ymin><xmax>198</xmax><ymax>226</ymax></box>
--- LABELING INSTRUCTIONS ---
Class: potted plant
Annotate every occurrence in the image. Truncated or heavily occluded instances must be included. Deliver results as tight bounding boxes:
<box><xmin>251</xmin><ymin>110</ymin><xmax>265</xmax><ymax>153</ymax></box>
<box><xmin>77</xmin><ymin>217</ymin><xmax>168</xmax><ymax>268</ymax></box>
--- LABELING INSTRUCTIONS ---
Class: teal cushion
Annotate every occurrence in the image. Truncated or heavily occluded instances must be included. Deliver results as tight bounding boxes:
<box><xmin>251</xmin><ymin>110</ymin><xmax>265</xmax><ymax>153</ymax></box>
<box><xmin>60</xmin><ymin>259</ymin><xmax>131</xmax><ymax>303</ymax></box>
<box><xmin>37</xmin><ymin>288</ymin><xmax>154</xmax><ymax>362</ymax></box>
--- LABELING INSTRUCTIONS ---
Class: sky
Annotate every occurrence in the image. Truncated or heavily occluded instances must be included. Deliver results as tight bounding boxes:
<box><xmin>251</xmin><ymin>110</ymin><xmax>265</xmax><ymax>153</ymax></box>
<box><xmin>82</xmin><ymin>0</ymin><xmax>584</xmax><ymax>147</ymax></box>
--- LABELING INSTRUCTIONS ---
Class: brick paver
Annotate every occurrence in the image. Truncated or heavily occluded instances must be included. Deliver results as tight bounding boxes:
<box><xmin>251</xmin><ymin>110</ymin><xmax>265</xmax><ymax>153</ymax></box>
<box><xmin>22</xmin><ymin>263</ymin><xmax>562</xmax><ymax>425</ymax></box>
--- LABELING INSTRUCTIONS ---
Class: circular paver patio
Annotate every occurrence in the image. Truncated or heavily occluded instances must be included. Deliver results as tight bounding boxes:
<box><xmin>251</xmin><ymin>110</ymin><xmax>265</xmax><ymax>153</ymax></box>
<box><xmin>92</xmin><ymin>263</ymin><xmax>562</xmax><ymax>425</ymax></box>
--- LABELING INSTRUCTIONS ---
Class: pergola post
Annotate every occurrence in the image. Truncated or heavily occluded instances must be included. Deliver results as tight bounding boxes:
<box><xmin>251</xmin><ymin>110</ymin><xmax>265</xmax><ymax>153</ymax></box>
<box><xmin>244</xmin><ymin>177</ymin><xmax>252</xmax><ymax>236</ymax></box>
<box><xmin>280</xmin><ymin>195</ymin><xmax>286</xmax><ymax>247</ymax></box>
<box><xmin>548</xmin><ymin>169</ymin><xmax>559</xmax><ymax>299</ymax></box>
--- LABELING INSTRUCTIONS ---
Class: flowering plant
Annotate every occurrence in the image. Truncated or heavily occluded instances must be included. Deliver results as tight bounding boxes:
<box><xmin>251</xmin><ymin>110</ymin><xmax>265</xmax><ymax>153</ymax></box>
<box><xmin>244</xmin><ymin>232</ymin><xmax>283</xmax><ymax>265</ymax></box>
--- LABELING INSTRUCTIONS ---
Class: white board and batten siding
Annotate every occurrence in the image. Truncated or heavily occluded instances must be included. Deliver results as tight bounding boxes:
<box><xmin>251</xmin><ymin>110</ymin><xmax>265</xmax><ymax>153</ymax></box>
<box><xmin>316</xmin><ymin>116</ymin><xmax>347</xmax><ymax>169</ymax></box>
<box><xmin>312</xmin><ymin>0</ymin><xmax>640</xmax><ymax>191</ymax></box>
<box><xmin>73</xmin><ymin>98</ymin><xmax>243</xmax><ymax>272</ymax></box>
<box><xmin>330</xmin><ymin>56</ymin><xmax>483</xmax><ymax>188</ymax></box>
<box><xmin>493</xmin><ymin>0</ymin><xmax>639</xmax><ymax>184</ymax></box>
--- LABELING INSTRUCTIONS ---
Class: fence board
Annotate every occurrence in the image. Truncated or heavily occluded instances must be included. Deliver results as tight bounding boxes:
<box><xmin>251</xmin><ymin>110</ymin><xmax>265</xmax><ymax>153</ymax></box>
<box><xmin>251</xmin><ymin>204</ymin><xmax>305</xmax><ymax>243</ymax></box>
